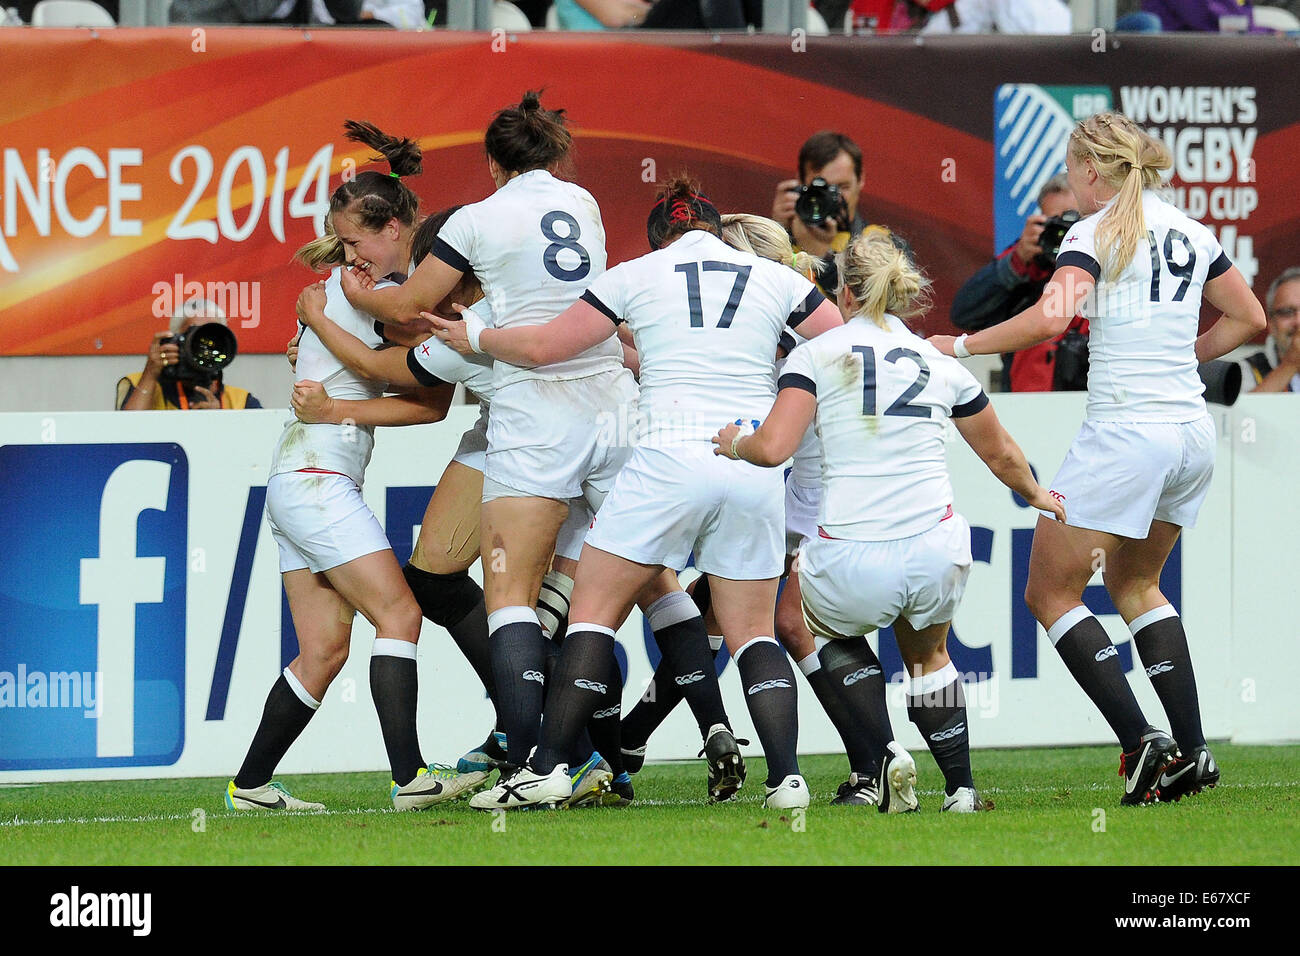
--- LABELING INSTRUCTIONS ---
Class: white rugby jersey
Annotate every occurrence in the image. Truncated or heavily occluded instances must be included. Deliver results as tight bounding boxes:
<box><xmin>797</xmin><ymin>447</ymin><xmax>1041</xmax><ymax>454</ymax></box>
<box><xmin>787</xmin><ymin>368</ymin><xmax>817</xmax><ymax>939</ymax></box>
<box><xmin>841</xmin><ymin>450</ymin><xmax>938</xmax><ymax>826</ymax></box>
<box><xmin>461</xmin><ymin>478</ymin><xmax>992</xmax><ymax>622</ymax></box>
<box><xmin>776</xmin><ymin>328</ymin><xmax>823</xmax><ymax>486</ymax></box>
<box><xmin>581</xmin><ymin>229</ymin><xmax>824</xmax><ymax>445</ymax></box>
<box><xmin>405</xmin><ymin>301</ymin><xmax>496</xmax><ymax>405</ymax></box>
<box><xmin>780</xmin><ymin>314</ymin><xmax>987</xmax><ymax>541</ymax></box>
<box><xmin>1056</xmin><ymin>190</ymin><xmax>1232</xmax><ymax>423</ymax></box>
<box><xmin>433</xmin><ymin>169</ymin><xmax>621</xmax><ymax>388</ymax></box>
<box><xmin>270</xmin><ymin>268</ymin><xmax>388</xmax><ymax>485</ymax></box>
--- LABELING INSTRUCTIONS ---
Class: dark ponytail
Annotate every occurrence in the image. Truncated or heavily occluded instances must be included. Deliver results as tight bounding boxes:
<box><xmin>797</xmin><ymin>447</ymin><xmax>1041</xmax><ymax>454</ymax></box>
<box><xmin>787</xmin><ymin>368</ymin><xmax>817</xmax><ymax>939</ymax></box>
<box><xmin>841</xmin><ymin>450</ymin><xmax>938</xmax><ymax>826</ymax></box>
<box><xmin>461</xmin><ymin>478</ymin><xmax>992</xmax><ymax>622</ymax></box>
<box><xmin>484</xmin><ymin>90</ymin><xmax>572</xmax><ymax>175</ymax></box>
<box><xmin>646</xmin><ymin>174</ymin><xmax>722</xmax><ymax>250</ymax></box>
<box><xmin>329</xmin><ymin>120</ymin><xmax>422</xmax><ymax>231</ymax></box>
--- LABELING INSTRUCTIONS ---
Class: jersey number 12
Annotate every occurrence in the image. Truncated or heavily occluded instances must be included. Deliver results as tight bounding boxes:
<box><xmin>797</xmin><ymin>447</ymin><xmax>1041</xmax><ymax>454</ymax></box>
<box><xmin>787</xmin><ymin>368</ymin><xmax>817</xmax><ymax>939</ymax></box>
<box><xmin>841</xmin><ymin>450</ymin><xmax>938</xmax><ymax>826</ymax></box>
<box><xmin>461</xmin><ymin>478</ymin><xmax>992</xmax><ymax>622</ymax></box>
<box><xmin>853</xmin><ymin>345</ymin><xmax>931</xmax><ymax>418</ymax></box>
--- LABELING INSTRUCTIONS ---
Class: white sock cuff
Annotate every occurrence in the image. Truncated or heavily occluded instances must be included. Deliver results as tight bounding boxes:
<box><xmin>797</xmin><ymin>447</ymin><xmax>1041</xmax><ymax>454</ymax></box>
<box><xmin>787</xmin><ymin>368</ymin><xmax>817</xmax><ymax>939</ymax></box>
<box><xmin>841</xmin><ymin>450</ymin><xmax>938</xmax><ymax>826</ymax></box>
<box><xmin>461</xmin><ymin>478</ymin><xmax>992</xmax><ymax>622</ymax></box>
<box><xmin>645</xmin><ymin>590</ymin><xmax>700</xmax><ymax>632</ymax></box>
<box><xmin>1129</xmin><ymin>604</ymin><xmax>1178</xmax><ymax>636</ymax></box>
<box><xmin>907</xmin><ymin>661</ymin><xmax>959</xmax><ymax>696</ymax></box>
<box><xmin>568</xmin><ymin>622</ymin><xmax>617</xmax><ymax>639</ymax></box>
<box><xmin>372</xmin><ymin>637</ymin><xmax>417</xmax><ymax>660</ymax></box>
<box><xmin>731</xmin><ymin>635</ymin><xmax>779</xmax><ymax>664</ymax></box>
<box><xmin>282</xmin><ymin>666</ymin><xmax>321</xmax><ymax>710</ymax></box>
<box><xmin>541</xmin><ymin>569</ymin><xmax>575</xmax><ymax>602</ymax></box>
<box><xmin>1046</xmin><ymin>605</ymin><xmax>1094</xmax><ymax>646</ymax></box>
<box><xmin>796</xmin><ymin>652</ymin><xmax>821</xmax><ymax>677</ymax></box>
<box><xmin>708</xmin><ymin>634</ymin><xmax>725</xmax><ymax>652</ymax></box>
<box><xmin>488</xmin><ymin>605</ymin><xmax>539</xmax><ymax>633</ymax></box>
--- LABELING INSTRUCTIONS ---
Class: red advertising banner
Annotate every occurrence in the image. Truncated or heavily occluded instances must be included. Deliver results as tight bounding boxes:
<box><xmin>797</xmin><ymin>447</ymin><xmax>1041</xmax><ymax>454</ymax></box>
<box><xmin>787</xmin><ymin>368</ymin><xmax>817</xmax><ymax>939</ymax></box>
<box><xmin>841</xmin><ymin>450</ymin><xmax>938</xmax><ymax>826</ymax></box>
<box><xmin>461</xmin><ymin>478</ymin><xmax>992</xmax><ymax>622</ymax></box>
<box><xmin>1</xmin><ymin>29</ymin><xmax>1295</xmax><ymax>354</ymax></box>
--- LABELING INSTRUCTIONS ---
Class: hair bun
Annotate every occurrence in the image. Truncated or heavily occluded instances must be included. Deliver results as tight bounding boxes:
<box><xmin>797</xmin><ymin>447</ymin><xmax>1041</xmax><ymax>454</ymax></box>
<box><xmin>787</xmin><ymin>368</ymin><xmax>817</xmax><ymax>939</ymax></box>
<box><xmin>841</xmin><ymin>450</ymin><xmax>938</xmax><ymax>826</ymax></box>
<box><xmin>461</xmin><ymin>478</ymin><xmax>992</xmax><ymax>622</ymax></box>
<box><xmin>521</xmin><ymin>91</ymin><xmax>542</xmax><ymax>113</ymax></box>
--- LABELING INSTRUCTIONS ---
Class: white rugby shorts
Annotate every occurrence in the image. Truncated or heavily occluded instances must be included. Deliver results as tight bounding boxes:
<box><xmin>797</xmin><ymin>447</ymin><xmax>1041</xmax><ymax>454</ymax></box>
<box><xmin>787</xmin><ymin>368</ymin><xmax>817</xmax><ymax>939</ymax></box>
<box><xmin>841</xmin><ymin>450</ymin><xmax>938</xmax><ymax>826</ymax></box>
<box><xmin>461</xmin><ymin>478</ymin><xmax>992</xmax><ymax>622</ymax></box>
<box><xmin>1044</xmin><ymin>415</ymin><xmax>1216</xmax><ymax>538</ymax></box>
<box><xmin>483</xmin><ymin>367</ymin><xmax>637</xmax><ymax>507</ymax></box>
<box><xmin>266</xmin><ymin>471</ymin><xmax>391</xmax><ymax>574</ymax></box>
<box><xmin>798</xmin><ymin>510</ymin><xmax>973</xmax><ymax>637</ymax></box>
<box><xmin>451</xmin><ymin>404</ymin><xmax>490</xmax><ymax>473</ymax></box>
<box><xmin>584</xmin><ymin>443</ymin><xmax>785</xmax><ymax>580</ymax></box>
<box><xmin>784</xmin><ymin>477</ymin><xmax>821</xmax><ymax>557</ymax></box>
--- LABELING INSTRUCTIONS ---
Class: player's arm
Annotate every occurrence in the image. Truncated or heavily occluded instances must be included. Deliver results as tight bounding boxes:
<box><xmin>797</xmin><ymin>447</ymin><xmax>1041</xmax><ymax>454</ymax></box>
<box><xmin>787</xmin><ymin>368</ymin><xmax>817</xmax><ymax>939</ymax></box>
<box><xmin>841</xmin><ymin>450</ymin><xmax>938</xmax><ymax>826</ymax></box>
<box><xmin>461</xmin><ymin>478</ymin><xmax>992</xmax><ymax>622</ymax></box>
<box><xmin>296</xmin><ymin>283</ymin><xmax>420</xmax><ymax>387</ymax></box>
<box><xmin>429</xmin><ymin>297</ymin><xmax>617</xmax><ymax>368</ymax></box>
<box><xmin>1197</xmin><ymin>264</ymin><xmax>1267</xmax><ymax>363</ymax></box>
<box><xmin>291</xmin><ymin>380</ymin><xmax>454</xmax><ymax>426</ymax></box>
<box><xmin>789</xmin><ymin>295</ymin><xmax>844</xmax><ymax>339</ymax></box>
<box><xmin>952</xmin><ymin>400</ymin><xmax>1065</xmax><ymax>521</ymax></box>
<box><xmin>929</xmin><ymin>265</ymin><xmax>1093</xmax><ymax>357</ymax></box>
<box><xmin>340</xmin><ymin>254</ymin><xmax>464</xmax><ymax>327</ymax></box>
<box><xmin>713</xmin><ymin>384</ymin><xmax>816</xmax><ymax>467</ymax></box>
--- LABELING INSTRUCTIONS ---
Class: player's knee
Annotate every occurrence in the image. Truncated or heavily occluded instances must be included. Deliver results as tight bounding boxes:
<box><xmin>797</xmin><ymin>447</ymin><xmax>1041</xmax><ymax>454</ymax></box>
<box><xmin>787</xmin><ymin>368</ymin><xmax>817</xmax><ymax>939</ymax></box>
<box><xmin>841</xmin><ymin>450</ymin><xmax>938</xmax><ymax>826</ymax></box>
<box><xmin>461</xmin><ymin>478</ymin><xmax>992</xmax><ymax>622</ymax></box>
<box><xmin>304</xmin><ymin>641</ymin><xmax>349</xmax><ymax>686</ymax></box>
<box><xmin>403</xmin><ymin>563</ymin><xmax>484</xmax><ymax>627</ymax></box>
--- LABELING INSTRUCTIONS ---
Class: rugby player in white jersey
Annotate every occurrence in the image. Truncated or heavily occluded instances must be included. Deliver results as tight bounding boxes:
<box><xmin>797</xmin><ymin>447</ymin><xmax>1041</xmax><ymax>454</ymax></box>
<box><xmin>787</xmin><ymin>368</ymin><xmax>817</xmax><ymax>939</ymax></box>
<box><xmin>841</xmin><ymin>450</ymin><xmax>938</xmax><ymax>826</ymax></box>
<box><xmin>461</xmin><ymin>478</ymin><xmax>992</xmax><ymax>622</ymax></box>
<box><xmin>294</xmin><ymin>209</ymin><xmax>629</xmax><ymax>805</ymax></box>
<box><xmin>930</xmin><ymin>111</ymin><xmax>1266</xmax><ymax>804</ymax></box>
<box><xmin>718</xmin><ymin>229</ymin><xmax>1064</xmax><ymax>812</ymax></box>
<box><xmin>431</xmin><ymin>178</ymin><xmax>846</xmax><ymax>810</ymax></box>
<box><xmin>226</xmin><ymin>123</ymin><xmax>461</xmax><ymax>812</ymax></box>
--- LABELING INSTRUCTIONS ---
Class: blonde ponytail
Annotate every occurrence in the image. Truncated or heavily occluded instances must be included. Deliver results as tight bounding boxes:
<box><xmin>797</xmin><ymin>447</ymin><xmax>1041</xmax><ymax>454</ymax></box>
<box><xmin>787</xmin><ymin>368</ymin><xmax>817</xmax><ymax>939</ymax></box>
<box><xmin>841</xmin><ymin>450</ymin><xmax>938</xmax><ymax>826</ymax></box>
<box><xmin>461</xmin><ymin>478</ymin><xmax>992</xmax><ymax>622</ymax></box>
<box><xmin>837</xmin><ymin>228</ymin><xmax>930</xmax><ymax>329</ymax></box>
<box><xmin>294</xmin><ymin>229</ymin><xmax>345</xmax><ymax>272</ymax></box>
<box><xmin>721</xmin><ymin>213</ymin><xmax>821</xmax><ymax>281</ymax></box>
<box><xmin>1069</xmin><ymin>111</ymin><xmax>1172</xmax><ymax>281</ymax></box>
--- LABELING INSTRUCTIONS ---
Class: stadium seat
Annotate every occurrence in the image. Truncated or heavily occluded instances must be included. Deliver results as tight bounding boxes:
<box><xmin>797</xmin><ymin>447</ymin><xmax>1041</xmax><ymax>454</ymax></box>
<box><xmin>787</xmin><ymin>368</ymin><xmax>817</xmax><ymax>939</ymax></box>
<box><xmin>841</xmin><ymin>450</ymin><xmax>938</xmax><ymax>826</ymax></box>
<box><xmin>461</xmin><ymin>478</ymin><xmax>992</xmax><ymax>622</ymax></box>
<box><xmin>1252</xmin><ymin>6</ymin><xmax>1300</xmax><ymax>32</ymax></box>
<box><xmin>805</xmin><ymin>3</ymin><xmax>828</xmax><ymax>34</ymax></box>
<box><xmin>31</xmin><ymin>0</ymin><xmax>116</xmax><ymax>25</ymax></box>
<box><xmin>492</xmin><ymin>0</ymin><xmax>532</xmax><ymax>29</ymax></box>
<box><xmin>544</xmin><ymin>2</ymin><xmax>557</xmax><ymax>29</ymax></box>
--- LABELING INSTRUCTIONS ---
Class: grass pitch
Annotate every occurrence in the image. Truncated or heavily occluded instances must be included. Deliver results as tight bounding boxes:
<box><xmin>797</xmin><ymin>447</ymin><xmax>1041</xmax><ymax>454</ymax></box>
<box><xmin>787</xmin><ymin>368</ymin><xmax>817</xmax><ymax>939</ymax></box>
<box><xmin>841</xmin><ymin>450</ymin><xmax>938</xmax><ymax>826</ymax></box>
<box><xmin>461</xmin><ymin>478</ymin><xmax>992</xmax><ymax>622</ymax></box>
<box><xmin>2</xmin><ymin>744</ymin><xmax>1297</xmax><ymax>866</ymax></box>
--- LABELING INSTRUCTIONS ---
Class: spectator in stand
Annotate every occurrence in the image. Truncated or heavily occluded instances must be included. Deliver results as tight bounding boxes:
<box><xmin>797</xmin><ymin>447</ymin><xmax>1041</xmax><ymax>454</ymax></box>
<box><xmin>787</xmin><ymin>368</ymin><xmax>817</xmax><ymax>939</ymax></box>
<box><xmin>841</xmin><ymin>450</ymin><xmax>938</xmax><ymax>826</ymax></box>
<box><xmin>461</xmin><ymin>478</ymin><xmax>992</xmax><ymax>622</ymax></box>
<box><xmin>551</xmin><ymin>0</ymin><xmax>757</xmax><ymax>29</ymax></box>
<box><xmin>168</xmin><ymin>0</ymin><xmax>384</xmax><ymax>25</ymax></box>
<box><xmin>950</xmin><ymin>173</ymin><xmax>1084</xmax><ymax>392</ymax></box>
<box><xmin>1139</xmin><ymin>0</ymin><xmax>1263</xmax><ymax>31</ymax></box>
<box><xmin>1239</xmin><ymin>267</ymin><xmax>1300</xmax><ymax>392</ymax></box>
<box><xmin>919</xmin><ymin>0</ymin><xmax>1070</xmax><ymax>32</ymax></box>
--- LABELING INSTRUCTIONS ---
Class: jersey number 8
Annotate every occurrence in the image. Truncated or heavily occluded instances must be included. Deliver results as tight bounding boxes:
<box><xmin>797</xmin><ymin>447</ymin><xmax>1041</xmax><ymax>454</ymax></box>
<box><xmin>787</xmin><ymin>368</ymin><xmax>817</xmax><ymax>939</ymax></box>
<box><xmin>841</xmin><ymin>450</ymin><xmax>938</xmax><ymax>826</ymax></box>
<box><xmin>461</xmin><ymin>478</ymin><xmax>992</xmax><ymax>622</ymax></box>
<box><xmin>541</xmin><ymin>211</ymin><xmax>591</xmax><ymax>282</ymax></box>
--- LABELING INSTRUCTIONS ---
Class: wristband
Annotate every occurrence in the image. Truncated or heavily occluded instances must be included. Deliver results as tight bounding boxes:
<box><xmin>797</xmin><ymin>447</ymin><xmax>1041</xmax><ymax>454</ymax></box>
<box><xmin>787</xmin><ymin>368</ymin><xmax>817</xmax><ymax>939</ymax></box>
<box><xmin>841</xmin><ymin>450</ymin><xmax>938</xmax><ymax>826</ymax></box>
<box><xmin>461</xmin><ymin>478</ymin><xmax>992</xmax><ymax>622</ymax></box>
<box><xmin>462</xmin><ymin>306</ymin><xmax>487</xmax><ymax>354</ymax></box>
<box><xmin>729</xmin><ymin>418</ymin><xmax>758</xmax><ymax>460</ymax></box>
<box><xmin>954</xmin><ymin>334</ymin><xmax>973</xmax><ymax>359</ymax></box>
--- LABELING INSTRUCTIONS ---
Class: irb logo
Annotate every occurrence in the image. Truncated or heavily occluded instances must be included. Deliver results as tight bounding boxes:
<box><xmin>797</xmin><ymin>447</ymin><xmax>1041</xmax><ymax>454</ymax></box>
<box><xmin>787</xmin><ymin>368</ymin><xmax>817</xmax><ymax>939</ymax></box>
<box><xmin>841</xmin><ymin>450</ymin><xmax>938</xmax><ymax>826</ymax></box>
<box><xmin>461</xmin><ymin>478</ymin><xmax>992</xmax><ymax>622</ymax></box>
<box><xmin>0</xmin><ymin>444</ymin><xmax>187</xmax><ymax>769</ymax></box>
<box><xmin>993</xmin><ymin>84</ymin><xmax>1112</xmax><ymax>253</ymax></box>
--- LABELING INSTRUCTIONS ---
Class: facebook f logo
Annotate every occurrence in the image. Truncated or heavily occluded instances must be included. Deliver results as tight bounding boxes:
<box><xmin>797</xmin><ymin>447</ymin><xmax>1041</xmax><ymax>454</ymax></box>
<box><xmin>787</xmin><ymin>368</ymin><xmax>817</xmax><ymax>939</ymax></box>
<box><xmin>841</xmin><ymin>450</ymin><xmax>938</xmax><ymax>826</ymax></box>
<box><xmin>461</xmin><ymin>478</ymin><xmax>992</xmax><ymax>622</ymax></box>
<box><xmin>0</xmin><ymin>444</ymin><xmax>187</xmax><ymax>770</ymax></box>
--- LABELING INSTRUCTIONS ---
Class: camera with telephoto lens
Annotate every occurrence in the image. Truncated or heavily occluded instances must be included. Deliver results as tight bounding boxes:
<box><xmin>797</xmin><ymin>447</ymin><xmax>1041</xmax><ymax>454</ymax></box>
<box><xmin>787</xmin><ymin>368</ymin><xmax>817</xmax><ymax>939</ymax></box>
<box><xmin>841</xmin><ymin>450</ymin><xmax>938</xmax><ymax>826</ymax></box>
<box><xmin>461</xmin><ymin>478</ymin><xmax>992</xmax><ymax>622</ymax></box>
<box><xmin>793</xmin><ymin>177</ymin><xmax>850</xmax><ymax>229</ymax></box>
<box><xmin>1035</xmin><ymin>210</ymin><xmax>1081</xmax><ymax>269</ymax></box>
<box><xmin>159</xmin><ymin>322</ymin><xmax>238</xmax><ymax>389</ymax></box>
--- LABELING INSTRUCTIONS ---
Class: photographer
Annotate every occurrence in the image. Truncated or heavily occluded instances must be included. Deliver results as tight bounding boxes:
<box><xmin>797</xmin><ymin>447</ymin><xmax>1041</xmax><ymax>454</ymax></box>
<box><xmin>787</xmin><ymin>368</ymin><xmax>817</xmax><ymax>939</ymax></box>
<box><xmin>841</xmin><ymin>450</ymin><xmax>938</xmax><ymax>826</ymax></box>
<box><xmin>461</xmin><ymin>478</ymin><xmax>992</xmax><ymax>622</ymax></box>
<box><xmin>116</xmin><ymin>298</ymin><xmax>262</xmax><ymax>410</ymax></box>
<box><xmin>772</xmin><ymin>131</ymin><xmax>890</xmax><ymax>294</ymax></box>
<box><xmin>951</xmin><ymin>174</ymin><xmax>1085</xmax><ymax>391</ymax></box>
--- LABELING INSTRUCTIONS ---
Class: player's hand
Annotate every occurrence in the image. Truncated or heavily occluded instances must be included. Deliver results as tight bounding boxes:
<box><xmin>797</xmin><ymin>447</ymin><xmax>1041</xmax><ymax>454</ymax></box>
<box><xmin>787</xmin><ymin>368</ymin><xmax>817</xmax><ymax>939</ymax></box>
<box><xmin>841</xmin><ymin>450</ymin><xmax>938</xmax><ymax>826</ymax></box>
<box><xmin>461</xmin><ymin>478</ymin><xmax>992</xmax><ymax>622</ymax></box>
<box><xmin>428</xmin><ymin>304</ymin><xmax>481</xmax><ymax>355</ymax></box>
<box><xmin>339</xmin><ymin>265</ymin><xmax>373</xmax><ymax>305</ymax></box>
<box><xmin>191</xmin><ymin>384</ymin><xmax>222</xmax><ymax>409</ymax></box>
<box><xmin>772</xmin><ymin>179</ymin><xmax>801</xmax><ymax>230</ymax></box>
<box><xmin>713</xmin><ymin>422</ymin><xmax>742</xmax><ymax>458</ymax></box>
<box><xmin>928</xmin><ymin>335</ymin><xmax>958</xmax><ymax>357</ymax></box>
<box><xmin>286</xmin><ymin>331</ymin><xmax>301</xmax><ymax>372</ymax></box>
<box><xmin>145</xmin><ymin>331</ymin><xmax>179</xmax><ymax>377</ymax></box>
<box><xmin>292</xmin><ymin>380</ymin><xmax>334</xmax><ymax>424</ymax></box>
<box><xmin>296</xmin><ymin>282</ymin><xmax>327</xmax><ymax>328</ymax></box>
<box><xmin>1015</xmin><ymin>213</ymin><xmax>1048</xmax><ymax>265</ymax></box>
<box><xmin>1028</xmin><ymin>486</ymin><xmax>1067</xmax><ymax>523</ymax></box>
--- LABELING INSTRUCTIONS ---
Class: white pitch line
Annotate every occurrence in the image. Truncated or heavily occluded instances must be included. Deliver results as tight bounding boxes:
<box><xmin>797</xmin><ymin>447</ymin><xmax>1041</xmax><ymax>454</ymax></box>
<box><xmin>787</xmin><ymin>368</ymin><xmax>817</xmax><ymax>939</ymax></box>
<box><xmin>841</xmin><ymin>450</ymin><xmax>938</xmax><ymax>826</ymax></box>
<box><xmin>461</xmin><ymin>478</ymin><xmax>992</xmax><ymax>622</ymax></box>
<box><xmin>1</xmin><ymin>780</ymin><xmax>1293</xmax><ymax>828</ymax></box>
